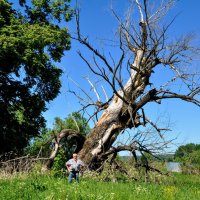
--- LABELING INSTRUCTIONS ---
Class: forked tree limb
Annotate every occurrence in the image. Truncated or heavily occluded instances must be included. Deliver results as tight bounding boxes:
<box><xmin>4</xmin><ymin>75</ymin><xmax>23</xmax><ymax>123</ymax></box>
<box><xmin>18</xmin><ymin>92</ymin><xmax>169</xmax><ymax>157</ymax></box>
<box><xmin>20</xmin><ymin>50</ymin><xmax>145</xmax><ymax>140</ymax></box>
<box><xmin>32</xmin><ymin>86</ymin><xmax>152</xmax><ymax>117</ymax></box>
<box><xmin>44</xmin><ymin>129</ymin><xmax>85</xmax><ymax>170</ymax></box>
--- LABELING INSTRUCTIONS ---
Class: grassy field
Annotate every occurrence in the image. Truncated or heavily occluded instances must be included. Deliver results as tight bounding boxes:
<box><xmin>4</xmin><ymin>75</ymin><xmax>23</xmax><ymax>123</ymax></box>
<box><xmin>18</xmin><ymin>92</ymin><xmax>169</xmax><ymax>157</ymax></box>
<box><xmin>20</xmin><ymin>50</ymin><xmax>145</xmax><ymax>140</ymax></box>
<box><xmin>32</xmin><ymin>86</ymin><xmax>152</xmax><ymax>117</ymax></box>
<box><xmin>0</xmin><ymin>173</ymin><xmax>200</xmax><ymax>200</ymax></box>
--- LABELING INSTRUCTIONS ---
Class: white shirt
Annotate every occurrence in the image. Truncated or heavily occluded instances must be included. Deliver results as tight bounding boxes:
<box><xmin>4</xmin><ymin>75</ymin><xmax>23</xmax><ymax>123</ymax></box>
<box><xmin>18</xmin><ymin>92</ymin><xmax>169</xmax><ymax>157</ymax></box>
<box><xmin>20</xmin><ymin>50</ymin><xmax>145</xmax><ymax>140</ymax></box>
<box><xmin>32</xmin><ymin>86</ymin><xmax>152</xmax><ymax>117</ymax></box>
<box><xmin>66</xmin><ymin>159</ymin><xmax>84</xmax><ymax>172</ymax></box>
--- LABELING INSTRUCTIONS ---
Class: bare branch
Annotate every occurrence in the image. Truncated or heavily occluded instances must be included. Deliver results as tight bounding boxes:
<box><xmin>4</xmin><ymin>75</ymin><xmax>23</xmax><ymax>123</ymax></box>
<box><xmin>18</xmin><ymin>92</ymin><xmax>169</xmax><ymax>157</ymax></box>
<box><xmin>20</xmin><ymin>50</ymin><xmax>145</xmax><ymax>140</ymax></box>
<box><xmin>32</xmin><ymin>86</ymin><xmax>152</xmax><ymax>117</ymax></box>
<box><xmin>70</xmin><ymin>113</ymin><xmax>80</xmax><ymax>132</ymax></box>
<box><xmin>136</xmin><ymin>0</ymin><xmax>144</xmax><ymax>22</ymax></box>
<box><xmin>145</xmin><ymin>117</ymin><xmax>171</xmax><ymax>139</ymax></box>
<box><xmin>156</xmin><ymin>90</ymin><xmax>200</xmax><ymax>107</ymax></box>
<box><xmin>148</xmin><ymin>0</ymin><xmax>175</xmax><ymax>23</ymax></box>
<box><xmin>85</xmin><ymin>77</ymin><xmax>101</xmax><ymax>102</ymax></box>
<box><xmin>101</xmin><ymin>85</ymin><xmax>108</xmax><ymax>102</ymax></box>
<box><xmin>64</xmin><ymin>1</ymin><xmax>200</xmax><ymax>173</ymax></box>
<box><xmin>68</xmin><ymin>76</ymin><xmax>93</xmax><ymax>102</ymax></box>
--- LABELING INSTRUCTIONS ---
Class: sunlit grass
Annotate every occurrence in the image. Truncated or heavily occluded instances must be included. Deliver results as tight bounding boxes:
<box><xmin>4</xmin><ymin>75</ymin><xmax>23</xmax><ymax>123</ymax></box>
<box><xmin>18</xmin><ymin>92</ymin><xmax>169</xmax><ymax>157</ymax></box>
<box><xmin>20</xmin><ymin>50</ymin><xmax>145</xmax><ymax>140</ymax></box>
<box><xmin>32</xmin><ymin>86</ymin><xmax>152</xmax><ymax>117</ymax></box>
<box><xmin>0</xmin><ymin>173</ymin><xmax>200</xmax><ymax>200</ymax></box>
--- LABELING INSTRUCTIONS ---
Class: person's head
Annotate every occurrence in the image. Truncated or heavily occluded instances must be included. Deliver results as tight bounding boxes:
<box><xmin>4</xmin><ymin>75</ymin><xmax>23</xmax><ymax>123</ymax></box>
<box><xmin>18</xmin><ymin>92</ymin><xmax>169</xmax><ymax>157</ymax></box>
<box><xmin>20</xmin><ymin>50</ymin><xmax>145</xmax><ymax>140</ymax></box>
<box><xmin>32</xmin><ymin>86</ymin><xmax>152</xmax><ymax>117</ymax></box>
<box><xmin>73</xmin><ymin>153</ymin><xmax>78</xmax><ymax>161</ymax></box>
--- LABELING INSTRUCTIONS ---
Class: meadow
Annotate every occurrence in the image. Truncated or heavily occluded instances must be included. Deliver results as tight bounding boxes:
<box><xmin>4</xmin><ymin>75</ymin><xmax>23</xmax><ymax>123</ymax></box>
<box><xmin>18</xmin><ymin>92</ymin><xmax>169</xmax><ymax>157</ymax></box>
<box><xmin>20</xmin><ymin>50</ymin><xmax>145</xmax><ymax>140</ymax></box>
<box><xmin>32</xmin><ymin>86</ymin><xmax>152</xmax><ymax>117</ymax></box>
<box><xmin>0</xmin><ymin>172</ymin><xmax>200</xmax><ymax>200</ymax></box>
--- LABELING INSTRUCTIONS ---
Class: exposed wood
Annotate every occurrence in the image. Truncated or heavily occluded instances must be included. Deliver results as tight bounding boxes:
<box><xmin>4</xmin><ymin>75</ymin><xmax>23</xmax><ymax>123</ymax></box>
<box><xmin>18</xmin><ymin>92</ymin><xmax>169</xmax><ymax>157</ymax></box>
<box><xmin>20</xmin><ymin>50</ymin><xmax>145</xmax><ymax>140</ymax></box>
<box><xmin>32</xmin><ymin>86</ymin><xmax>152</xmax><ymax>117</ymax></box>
<box><xmin>46</xmin><ymin>0</ymin><xmax>200</xmax><ymax>172</ymax></box>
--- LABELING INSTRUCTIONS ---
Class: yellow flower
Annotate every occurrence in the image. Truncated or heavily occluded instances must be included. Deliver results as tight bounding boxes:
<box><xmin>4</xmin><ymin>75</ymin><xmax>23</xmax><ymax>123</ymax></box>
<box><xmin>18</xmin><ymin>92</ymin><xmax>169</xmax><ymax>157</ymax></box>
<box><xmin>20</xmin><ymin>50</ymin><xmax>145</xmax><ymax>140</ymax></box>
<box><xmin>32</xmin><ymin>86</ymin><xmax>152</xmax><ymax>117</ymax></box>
<box><xmin>163</xmin><ymin>186</ymin><xmax>178</xmax><ymax>199</ymax></box>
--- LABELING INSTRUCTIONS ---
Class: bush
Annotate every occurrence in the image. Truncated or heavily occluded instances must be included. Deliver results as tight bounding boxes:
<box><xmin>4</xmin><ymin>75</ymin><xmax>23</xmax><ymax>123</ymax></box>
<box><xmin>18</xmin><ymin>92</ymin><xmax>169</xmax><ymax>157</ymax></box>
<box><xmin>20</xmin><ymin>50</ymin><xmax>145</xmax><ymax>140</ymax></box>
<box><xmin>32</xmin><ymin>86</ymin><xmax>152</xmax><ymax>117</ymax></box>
<box><xmin>51</xmin><ymin>150</ymin><xmax>67</xmax><ymax>177</ymax></box>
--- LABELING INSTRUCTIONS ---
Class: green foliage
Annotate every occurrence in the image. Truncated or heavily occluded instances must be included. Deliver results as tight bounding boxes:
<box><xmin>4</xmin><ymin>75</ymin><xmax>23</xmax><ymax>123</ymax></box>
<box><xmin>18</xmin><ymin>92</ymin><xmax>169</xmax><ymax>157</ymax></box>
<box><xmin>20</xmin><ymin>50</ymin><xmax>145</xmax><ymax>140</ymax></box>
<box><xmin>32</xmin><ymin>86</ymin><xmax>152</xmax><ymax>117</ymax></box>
<box><xmin>24</xmin><ymin>128</ymin><xmax>53</xmax><ymax>157</ymax></box>
<box><xmin>25</xmin><ymin>112</ymin><xmax>90</xmax><ymax>172</ymax></box>
<box><xmin>0</xmin><ymin>0</ymin><xmax>73</xmax><ymax>154</ymax></box>
<box><xmin>0</xmin><ymin>173</ymin><xmax>200</xmax><ymax>200</ymax></box>
<box><xmin>189</xmin><ymin>150</ymin><xmax>200</xmax><ymax>164</ymax></box>
<box><xmin>51</xmin><ymin>112</ymin><xmax>90</xmax><ymax>172</ymax></box>
<box><xmin>51</xmin><ymin>149</ymin><xmax>67</xmax><ymax>177</ymax></box>
<box><xmin>53</xmin><ymin>112</ymin><xmax>90</xmax><ymax>135</ymax></box>
<box><xmin>174</xmin><ymin>143</ymin><xmax>200</xmax><ymax>159</ymax></box>
<box><xmin>174</xmin><ymin>143</ymin><xmax>200</xmax><ymax>173</ymax></box>
<box><xmin>174</xmin><ymin>143</ymin><xmax>200</xmax><ymax>162</ymax></box>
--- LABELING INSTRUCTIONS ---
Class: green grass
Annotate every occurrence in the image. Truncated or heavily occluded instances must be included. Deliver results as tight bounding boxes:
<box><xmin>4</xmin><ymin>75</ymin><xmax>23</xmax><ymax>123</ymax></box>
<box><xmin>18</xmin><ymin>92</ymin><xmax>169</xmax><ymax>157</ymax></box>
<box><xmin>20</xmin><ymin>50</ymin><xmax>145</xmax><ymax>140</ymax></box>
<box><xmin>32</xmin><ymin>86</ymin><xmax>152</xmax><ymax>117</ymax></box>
<box><xmin>0</xmin><ymin>173</ymin><xmax>200</xmax><ymax>200</ymax></box>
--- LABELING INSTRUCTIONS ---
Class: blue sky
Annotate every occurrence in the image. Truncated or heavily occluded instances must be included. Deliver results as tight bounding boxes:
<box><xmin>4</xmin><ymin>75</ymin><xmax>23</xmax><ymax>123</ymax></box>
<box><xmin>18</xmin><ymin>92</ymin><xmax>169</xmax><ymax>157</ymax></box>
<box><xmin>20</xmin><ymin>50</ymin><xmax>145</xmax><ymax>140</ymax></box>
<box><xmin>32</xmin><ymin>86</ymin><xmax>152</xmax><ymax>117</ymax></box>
<box><xmin>43</xmin><ymin>0</ymin><xmax>200</xmax><ymax>151</ymax></box>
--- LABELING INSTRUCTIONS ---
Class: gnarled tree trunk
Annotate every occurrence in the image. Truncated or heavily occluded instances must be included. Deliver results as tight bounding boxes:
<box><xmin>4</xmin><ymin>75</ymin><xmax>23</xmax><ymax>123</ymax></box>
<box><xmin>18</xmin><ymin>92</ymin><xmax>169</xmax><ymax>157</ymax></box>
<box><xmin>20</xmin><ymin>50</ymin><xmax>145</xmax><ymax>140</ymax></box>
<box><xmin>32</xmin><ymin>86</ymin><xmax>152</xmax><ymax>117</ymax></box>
<box><xmin>78</xmin><ymin>50</ymin><xmax>147</xmax><ymax>169</ymax></box>
<box><xmin>44</xmin><ymin>0</ymin><xmax>200</xmax><ymax>172</ymax></box>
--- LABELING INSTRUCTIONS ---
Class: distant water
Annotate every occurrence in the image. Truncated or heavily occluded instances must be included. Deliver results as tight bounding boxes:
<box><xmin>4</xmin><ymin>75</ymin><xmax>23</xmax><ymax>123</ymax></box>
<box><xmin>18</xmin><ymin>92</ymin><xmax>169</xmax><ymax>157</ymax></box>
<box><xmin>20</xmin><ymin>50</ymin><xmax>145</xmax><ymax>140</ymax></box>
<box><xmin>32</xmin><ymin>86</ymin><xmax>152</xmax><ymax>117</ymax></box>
<box><xmin>166</xmin><ymin>162</ymin><xmax>182</xmax><ymax>172</ymax></box>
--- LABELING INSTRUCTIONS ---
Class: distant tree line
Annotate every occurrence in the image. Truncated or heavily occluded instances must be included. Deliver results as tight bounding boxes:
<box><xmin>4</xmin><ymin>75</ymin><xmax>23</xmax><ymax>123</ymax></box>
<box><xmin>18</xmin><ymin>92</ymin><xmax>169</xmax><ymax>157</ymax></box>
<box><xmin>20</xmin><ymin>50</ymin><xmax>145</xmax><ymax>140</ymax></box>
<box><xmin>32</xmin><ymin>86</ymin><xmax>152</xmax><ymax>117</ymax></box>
<box><xmin>174</xmin><ymin>143</ymin><xmax>200</xmax><ymax>167</ymax></box>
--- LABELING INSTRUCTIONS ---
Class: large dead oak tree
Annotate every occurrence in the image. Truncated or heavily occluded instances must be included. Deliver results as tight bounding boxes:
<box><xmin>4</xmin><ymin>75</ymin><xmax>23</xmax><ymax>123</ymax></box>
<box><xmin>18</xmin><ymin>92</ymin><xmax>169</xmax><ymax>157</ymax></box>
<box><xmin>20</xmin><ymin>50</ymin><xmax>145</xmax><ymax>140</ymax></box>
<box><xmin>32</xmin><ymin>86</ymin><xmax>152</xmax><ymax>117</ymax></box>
<box><xmin>45</xmin><ymin>0</ymin><xmax>200</xmax><ymax>171</ymax></box>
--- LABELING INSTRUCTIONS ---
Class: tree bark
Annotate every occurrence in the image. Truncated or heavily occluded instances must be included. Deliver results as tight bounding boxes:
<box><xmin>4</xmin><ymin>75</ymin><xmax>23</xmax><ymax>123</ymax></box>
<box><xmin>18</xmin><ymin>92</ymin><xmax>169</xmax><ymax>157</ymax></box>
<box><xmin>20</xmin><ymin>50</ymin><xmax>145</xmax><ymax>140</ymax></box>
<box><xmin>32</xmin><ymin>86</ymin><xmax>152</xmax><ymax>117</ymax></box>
<box><xmin>45</xmin><ymin>0</ymin><xmax>200</xmax><ymax>172</ymax></box>
<box><xmin>78</xmin><ymin>50</ymin><xmax>147</xmax><ymax>169</ymax></box>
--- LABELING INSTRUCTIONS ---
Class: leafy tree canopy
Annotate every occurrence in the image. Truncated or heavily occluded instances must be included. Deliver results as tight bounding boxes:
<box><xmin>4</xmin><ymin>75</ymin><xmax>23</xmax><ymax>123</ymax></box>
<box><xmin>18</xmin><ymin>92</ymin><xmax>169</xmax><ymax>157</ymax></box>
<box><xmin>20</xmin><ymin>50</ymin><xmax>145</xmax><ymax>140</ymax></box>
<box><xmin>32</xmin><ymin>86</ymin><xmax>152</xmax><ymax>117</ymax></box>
<box><xmin>174</xmin><ymin>143</ymin><xmax>200</xmax><ymax>166</ymax></box>
<box><xmin>174</xmin><ymin>143</ymin><xmax>200</xmax><ymax>159</ymax></box>
<box><xmin>0</xmin><ymin>0</ymin><xmax>73</xmax><ymax>154</ymax></box>
<box><xmin>53</xmin><ymin>112</ymin><xmax>90</xmax><ymax>135</ymax></box>
<box><xmin>25</xmin><ymin>112</ymin><xmax>90</xmax><ymax>157</ymax></box>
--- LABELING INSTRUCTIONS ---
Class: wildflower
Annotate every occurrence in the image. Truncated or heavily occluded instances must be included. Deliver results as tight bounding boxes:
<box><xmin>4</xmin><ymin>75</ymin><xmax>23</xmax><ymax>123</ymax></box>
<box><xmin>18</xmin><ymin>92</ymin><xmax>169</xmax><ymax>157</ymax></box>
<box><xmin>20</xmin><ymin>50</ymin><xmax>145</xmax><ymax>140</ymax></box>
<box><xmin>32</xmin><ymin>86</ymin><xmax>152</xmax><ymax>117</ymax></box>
<box><xmin>135</xmin><ymin>185</ymin><xmax>147</xmax><ymax>194</ymax></box>
<box><xmin>163</xmin><ymin>186</ymin><xmax>178</xmax><ymax>199</ymax></box>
